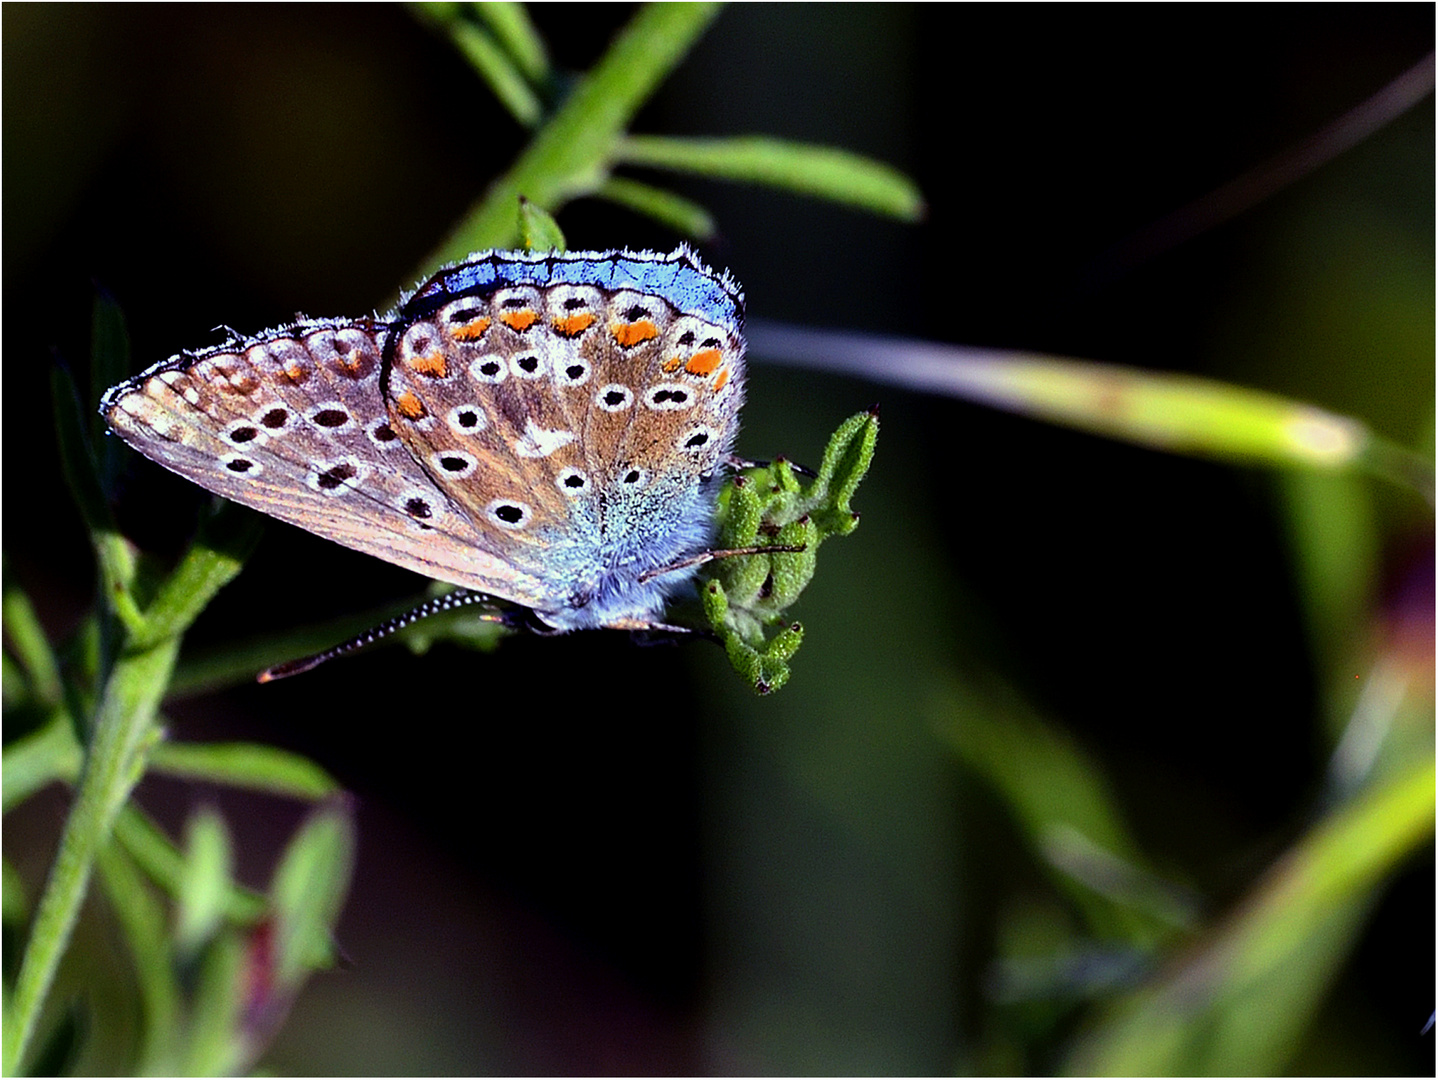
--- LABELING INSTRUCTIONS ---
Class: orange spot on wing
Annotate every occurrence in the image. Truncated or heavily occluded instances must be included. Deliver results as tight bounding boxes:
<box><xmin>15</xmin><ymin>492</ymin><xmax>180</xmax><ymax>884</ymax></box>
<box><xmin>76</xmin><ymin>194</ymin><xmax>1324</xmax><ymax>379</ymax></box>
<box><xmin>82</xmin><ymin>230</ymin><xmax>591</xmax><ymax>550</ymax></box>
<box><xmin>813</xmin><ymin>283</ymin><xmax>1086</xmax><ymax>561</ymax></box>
<box><xmin>407</xmin><ymin>351</ymin><xmax>448</xmax><ymax>378</ymax></box>
<box><xmin>612</xmin><ymin>320</ymin><xmax>659</xmax><ymax>347</ymax></box>
<box><xmin>685</xmin><ymin>348</ymin><xmax>722</xmax><ymax>376</ymax></box>
<box><xmin>336</xmin><ymin>350</ymin><xmax>367</xmax><ymax>376</ymax></box>
<box><xmin>552</xmin><ymin>313</ymin><xmax>596</xmax><ymax>337</ymax></box>
<box><xmin>283</xmin><ymin>363</ymin><xmax>308</xmax><ymax>383</ymax></box>
<box><xmin>662</xmin><ymin>355</ymin><xmax>682</xmax><ymax>373</ymax></box>
<box><xmin>713</xmin><ymin>367</ymin><xmax>730</xmax><ymax>392</ymax></box>
<box><xmin>500</xmin><ymin>310</ymin><xmax>539</xmax><ymax>332</ymax></box>
<box><xmin>395</xmin><ymin>390</ymin><xmax>427</xmax><ymax>419</ymax></box>
<box><xmin>452</xmin><ymin>316</ymin><xmax>491</xmax><ymax>341</ymax></box>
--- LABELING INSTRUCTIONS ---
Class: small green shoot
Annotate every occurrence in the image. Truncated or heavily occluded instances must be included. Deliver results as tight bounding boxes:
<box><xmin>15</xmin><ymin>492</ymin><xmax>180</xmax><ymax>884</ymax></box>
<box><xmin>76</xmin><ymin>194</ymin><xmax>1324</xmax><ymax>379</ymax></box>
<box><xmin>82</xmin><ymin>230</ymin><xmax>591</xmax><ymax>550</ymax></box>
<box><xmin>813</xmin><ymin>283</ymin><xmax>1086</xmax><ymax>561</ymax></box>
<box><xmin>701</xmin><ymin>409</ymin><xmax>879</xmax><ymax>693</ymax></box>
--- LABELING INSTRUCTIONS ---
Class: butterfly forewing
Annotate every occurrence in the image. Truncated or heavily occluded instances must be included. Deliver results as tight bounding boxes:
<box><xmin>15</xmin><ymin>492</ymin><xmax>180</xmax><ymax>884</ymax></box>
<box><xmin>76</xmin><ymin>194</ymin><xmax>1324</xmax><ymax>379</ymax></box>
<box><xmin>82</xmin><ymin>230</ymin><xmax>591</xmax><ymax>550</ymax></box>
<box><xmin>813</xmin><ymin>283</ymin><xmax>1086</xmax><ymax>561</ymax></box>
<box><xmin>100</xmin><ymin>319</ymin><xmax>553</xmax><ymax>606</ymax></box>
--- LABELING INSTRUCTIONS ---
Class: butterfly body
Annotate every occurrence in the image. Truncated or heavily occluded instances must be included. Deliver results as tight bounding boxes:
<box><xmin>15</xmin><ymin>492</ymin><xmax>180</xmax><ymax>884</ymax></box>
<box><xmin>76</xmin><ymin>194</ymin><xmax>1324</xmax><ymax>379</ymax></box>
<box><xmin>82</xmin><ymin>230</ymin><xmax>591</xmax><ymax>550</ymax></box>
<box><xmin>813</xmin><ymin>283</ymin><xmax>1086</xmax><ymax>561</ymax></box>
<box><xmin>101</xmin><ymin>247</ymin><xmax>747</xmax><ymax>631</ymax></box>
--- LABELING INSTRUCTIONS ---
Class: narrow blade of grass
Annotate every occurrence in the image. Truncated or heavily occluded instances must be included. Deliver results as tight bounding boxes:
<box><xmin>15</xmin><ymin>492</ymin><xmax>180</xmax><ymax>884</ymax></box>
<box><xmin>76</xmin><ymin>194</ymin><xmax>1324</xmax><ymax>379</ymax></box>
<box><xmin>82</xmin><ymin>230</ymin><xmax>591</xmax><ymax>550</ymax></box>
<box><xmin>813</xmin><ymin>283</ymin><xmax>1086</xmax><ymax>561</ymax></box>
<box><xmin>51</xmin><ymin>359</ymin><xmax>144</xmax><ymax>634</ymax></box>
<box><xmin>448</xmin><ymin>18</ymin><xmax>543</xmax><ymax>127</ymax></box>
<box><xmin>3</xmin><ymin>573</ymin><xmax>64</xmax><ymax>707</ymax></box>
<box><xmin>595</xmin><ymin>176</ymin><xmax>716</xmax><ymax>240</ymax></box>
<box><xmin>618</xmin><ymin>134</ymin><xmax>926</xmax><ymax>221</ymax></box>
<box><xmin>95</xmin><ymin>841</ymin><xmax>181</xmax><ymax>1074</ymax></box>
<box><xmin>472</xmin><ymin>1</ymin><xmax>550</xmax><ymax>86</ymax></box>
<box><xmin>2</xmin><ymin>713</ymin><xmax>82</xmax><ymax>813</ymax></box>
<box><xmin>747</xmin><ymin>322</ymin><xmax>1434</xmax><ymax>499</ymax></box>
<box><xmin>112</xmin><ymin>805</ymin><xmax>267</xmax><ymax>924</ymax></box>
<box><xmin>149</xmin><ymin>742</ymin><xmax>340</xmax><ymax>802</ymax></box>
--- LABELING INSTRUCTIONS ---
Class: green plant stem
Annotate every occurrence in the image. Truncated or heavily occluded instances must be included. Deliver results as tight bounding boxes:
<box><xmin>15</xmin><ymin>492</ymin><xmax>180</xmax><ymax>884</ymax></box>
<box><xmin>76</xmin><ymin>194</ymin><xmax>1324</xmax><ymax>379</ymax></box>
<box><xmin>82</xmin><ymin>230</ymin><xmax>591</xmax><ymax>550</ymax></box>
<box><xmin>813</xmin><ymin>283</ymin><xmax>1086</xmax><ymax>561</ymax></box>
<box><xmin>420</xmin><ymin>2</ymin><xmax>721</xmax><ymax>267</ymax></box>
<box><xmin>3</xmin><ymin>637</ymin><xmax>178</xmax><ymax>1074</ymax></box>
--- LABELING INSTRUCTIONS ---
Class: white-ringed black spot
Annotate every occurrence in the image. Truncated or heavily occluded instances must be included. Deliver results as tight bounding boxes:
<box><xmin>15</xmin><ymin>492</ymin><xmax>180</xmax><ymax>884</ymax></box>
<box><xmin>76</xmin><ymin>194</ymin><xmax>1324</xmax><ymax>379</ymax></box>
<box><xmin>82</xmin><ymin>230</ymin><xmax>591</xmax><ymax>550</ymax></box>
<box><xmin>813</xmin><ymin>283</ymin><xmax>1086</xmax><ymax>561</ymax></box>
<box><xmin>469</xmin><ymin>355</ymin><xmax>507</xmax><ymax>383</ymax></box>
<box><xmin>260</xmin><ymin>406</ymin><xmax>290</xmax><ymax>429</ymax></box>
<box><xmin>621</xmin><ymin>466</ymin><xmax>647</xmax><ymax>487</ymax></box>
<box><xmin>222</xmin><ymin>418</ymin><xmax>267</xmax><ymax>448</ymax></box>
<box><xmin>511</xmin><ymin>352</ymin><xmax>545</xmax><ymax>378</ymax></box>
<box><xmin>485</xmin><ymin>499</ymin><xmax>532</xmax><ymax>529</ymax></box>
<box><xmin>596</xmin><ymin>384</ymin><xmax>633</xmax><ymax>412</ymax></box>
<box><xmin>677</xmin><ymin>330</ymin><xmax>696</xmax><ymax>346</ymax></box>
<box><xmin>405</xmin><ymin>496</ymin><xmax>433</xmax><ymax>519</ymax></box>
<box><xmin>563</xmin><ymin>296</ymin><xmax>588</xmax><ymax>310</ymax></box>
<box><xmin>446</xmin><ymin>404</ymin><xmax>488</xmax><ymax>434</ymax></box>
<box><xmin>702</xmin><ymin>337</ymin><xmax>722</xmax><ymax>349</ymax></box>
<box><xmin>555</xmin><ymin>467</ymin><xmax>588</xmax><ymax>496</ymax></box>
<box><xmin>624</xmin><ymin>304</ymin><xmax>652</xmax><ymax>321</ymax></box>
<box><xmin>431</xmin><ymin>450</ymin><xmax>477</xmax><ymax>478</ymax></box>
<box><xmin>312</xmin><ymin>407</ymin><xmax>349</xmax><ymax>428</ymax></box>
<box><xmin>557</xmin><ymin>359</ymin><xmax>591</xmax><ymax>385</ymax></box>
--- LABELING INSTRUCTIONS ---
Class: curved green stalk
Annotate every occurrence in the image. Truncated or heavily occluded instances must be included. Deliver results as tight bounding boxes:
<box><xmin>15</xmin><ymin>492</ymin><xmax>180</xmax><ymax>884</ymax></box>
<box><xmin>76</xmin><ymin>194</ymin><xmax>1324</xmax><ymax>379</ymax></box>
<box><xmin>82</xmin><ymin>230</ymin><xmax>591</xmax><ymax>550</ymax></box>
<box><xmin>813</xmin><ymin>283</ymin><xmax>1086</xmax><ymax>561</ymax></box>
<box><xmin>420</xmin><ymin>2</ymin><xmax>722</xmax><ymax>267</ymax></box>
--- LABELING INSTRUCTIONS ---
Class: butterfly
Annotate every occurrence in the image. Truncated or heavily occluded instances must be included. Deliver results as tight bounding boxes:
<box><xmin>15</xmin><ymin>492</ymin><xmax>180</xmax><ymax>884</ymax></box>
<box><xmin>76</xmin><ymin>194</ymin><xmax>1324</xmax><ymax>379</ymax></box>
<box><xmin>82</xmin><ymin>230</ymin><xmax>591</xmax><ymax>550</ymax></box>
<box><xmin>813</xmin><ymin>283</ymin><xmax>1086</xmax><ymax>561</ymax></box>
<box><xmin>101</xmin><ymin>247</ymin><xmax>781</xmax><ymax>677</ymax></box>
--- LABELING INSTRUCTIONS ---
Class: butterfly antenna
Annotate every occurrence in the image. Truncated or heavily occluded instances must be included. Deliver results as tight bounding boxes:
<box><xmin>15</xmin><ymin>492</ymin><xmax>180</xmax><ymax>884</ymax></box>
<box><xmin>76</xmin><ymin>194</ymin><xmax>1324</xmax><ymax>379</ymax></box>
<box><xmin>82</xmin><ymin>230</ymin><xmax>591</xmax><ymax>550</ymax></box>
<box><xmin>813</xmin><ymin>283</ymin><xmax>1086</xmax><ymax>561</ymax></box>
<box><xmin>257</xmin><ymin>589</ymin><xmax>513</xmax><ymax>682</ymax></box>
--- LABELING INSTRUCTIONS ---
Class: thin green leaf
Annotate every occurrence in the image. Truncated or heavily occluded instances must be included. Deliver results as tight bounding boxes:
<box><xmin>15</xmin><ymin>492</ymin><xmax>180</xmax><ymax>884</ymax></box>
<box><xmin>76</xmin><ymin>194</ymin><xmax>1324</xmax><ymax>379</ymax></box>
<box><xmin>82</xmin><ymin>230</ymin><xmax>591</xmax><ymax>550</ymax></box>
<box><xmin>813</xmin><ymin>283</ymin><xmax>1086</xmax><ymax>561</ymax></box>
<box><xmin>421</xmin><ymin>2</ymin><xmax>722</xmax><ymax>265</ymax></box>
<box><xmin>748</xmin><ymin>324</ymin><xmax>1435</xmax><ymax>494</ymax></box>
<box><xmin>4</xmin><ymin>857</ymin><xmax>29</xmax><ymax>927</ymax></box>
<box><xmin>472</xmin><ymin>1</ymin><xmax>549</xmax><ymax>85</ymax></box>
<box><xmin>181</xmin><ymin>932</ymin><xmax>245</xmax><ymax>1076</ymax></box>
<box><xmin>269</xmin><ymin>799</ymin><xmax>356</xmax><ymax>987</ymax></box>
<box><xmin>149</xmin><ymin>742</ymin><xmax>340</xmax><ymax>802</ymax></box>
<box><xmin>51</xmin><ymin>358</ymin><xmax>144</xmax><ymax>634</ymax></box>
<box><xmin>2</xmin><ymin>713</ymin><xmax>82</xmax><ymax>813</ymax></box>
<box><xmin>618</xmin><ymin>134</ymin><xmax>926</xmax><ymax>221</ymax></box>
<box><xmin>595</xmin><ymin>176</ymin><xmax>716</xmax><ymax>239</ymax></box>
<box><xmin>447</xmin><ymin>17</ymin><xmax>543</xmax><ymax>127</ymax></box>
<box><xmin>933</xmin><ymin>680</ymin><xmax>1198</xmax><ymax>940</ymax></box>
<box><xmin>112</xmin><ymin>805</ymin><xmax>266</xmax><ymax>925</ymax></box>
<box><xmin>89</xmin><ymin>291</ymin><xmax>131</xmax><ymax>495</ymax></box>
<box><xmin>176</xmin><ymin>807</ymin><xmax>235</xmax><ymax>956</ymax></box>
<box><xmin>3</xmin><ymin>572</ymin><xmax>63</xmax><ymax>708</ymax></box>
<box><xmin>94</xmin><ymin>840</ymin><xmax>181</xmax><ymax>1074</ymax></box>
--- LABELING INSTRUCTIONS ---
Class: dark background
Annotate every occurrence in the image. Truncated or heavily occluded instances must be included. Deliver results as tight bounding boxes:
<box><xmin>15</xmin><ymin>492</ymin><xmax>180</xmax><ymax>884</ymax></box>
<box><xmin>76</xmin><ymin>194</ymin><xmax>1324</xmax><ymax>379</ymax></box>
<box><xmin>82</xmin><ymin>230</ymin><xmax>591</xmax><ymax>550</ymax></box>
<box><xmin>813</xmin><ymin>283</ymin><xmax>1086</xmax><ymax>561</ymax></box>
<box><xmin>5</xmin><ymin>5</ymin><xmax>1432</xmax><ymax>1074</ymax></box>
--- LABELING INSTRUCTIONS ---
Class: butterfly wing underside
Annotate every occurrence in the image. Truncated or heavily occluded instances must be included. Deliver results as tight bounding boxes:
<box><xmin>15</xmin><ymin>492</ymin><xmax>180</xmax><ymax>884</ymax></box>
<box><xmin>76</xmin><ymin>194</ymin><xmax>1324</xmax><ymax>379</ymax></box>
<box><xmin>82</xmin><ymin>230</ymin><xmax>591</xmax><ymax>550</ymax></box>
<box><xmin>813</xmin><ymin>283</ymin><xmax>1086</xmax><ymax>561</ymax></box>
<box><xmin>100</xmin><ymin>319</ymin><xmax>553</xmax><ymax>607</ymax></box>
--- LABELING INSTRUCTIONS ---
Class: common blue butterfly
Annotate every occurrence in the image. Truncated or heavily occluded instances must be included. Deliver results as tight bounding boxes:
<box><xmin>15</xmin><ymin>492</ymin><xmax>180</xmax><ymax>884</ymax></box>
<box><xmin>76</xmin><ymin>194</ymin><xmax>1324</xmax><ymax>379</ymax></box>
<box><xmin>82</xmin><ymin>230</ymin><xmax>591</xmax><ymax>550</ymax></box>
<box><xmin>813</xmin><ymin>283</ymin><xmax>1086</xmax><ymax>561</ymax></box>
<box><xmin>102</xmin><ymin>248</ymin><xmax>758</xmax><ymax>671</ymax></box>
